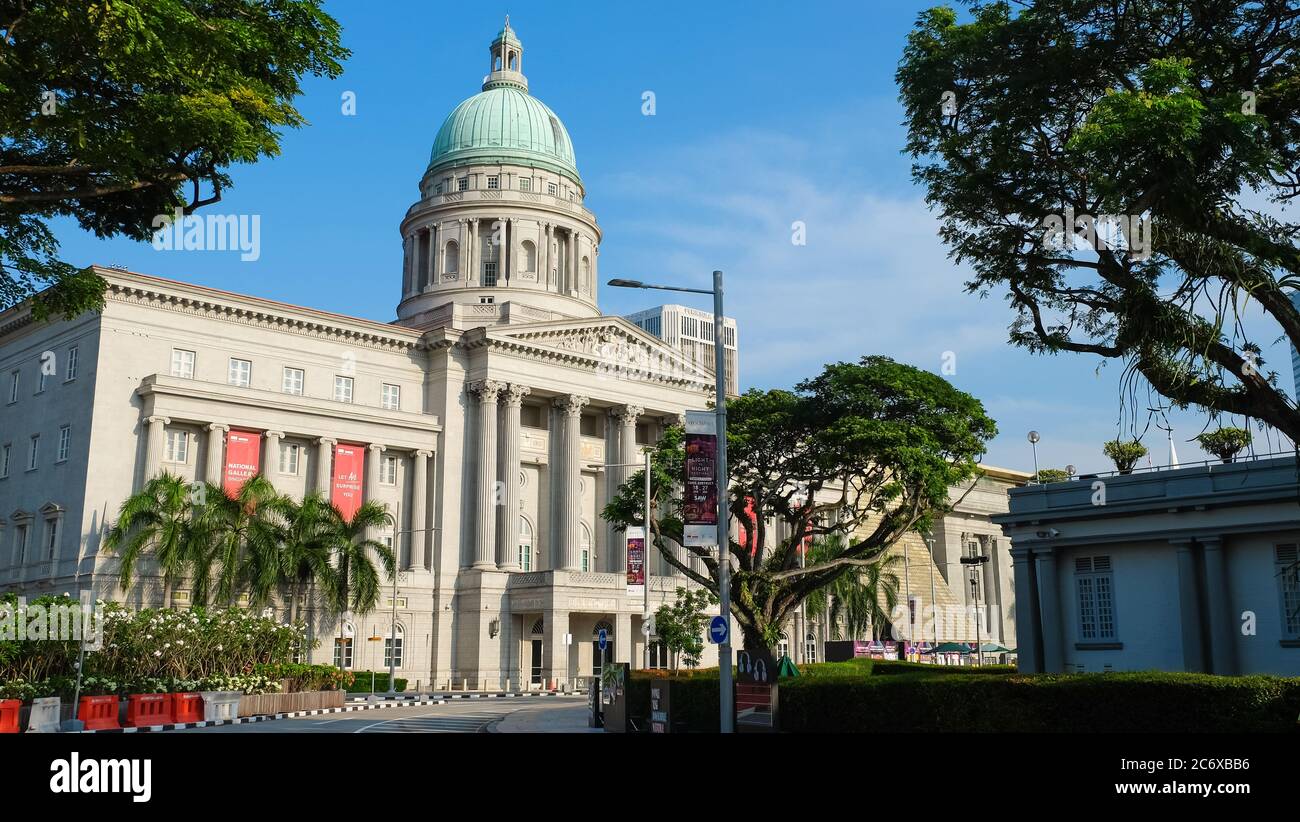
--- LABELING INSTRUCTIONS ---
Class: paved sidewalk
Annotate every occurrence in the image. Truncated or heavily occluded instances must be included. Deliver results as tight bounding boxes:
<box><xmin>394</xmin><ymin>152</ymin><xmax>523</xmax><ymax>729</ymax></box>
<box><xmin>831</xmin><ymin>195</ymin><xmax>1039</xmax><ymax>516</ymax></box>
<box><xmin>490</xmin><ymin>700</ymin><xmax>601</xmax><ymax>733</ymax></box>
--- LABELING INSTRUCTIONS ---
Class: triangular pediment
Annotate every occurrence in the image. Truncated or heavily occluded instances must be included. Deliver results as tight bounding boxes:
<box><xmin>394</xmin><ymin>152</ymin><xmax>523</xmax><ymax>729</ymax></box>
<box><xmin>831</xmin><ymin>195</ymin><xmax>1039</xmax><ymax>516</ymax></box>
<box><xmin>487</xmin><ymin>316</ymin><xmax>717</xmax><ymax>387</ymax></box>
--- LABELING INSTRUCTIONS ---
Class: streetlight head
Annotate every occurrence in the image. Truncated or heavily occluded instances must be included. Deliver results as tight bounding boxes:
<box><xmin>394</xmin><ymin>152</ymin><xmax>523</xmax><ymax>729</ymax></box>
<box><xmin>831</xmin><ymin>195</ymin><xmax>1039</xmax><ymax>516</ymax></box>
<box><xmin>1066</xmin><ymin>464</ymin><xmax>1077</xmax><ymax>477</ymax></box>
<box><xmin>1027</xmin><ymin>431</ymin><xmax>1040</xmax><ymax>444</ymax></box>
<box><xmin>607</xmin><ymin>278</ymin><xmax>644</xmax><ymax>288</ymax></box>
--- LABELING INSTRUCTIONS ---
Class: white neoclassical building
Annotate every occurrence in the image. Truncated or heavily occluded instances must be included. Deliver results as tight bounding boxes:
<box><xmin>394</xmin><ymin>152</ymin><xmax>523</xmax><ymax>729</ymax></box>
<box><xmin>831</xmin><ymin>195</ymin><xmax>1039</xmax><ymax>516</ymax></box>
<box><xmin>0</xmin><ymin>24</ymin><xmax>736</xmax><ymax>689</ymax></box>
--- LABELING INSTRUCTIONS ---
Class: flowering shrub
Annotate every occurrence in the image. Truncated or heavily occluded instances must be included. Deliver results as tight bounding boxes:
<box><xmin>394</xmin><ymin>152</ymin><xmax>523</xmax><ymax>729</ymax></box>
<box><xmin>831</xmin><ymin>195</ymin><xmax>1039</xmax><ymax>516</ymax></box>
<box><xmin>0</xmin><ymin>601</ymin><xmax>343</xmax><ymax>699</ymax></box>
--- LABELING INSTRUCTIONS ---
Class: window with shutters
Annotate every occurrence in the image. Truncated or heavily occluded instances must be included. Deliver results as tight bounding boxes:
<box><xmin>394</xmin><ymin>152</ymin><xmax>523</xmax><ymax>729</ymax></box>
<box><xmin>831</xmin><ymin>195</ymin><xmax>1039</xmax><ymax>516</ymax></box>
<box><xmin>1075</xmin><ymin>555</ymin><xmax>1116</xmax><ymax>641</ymax></box>
<box><xmin>1276</xmin><ymin>544</ymin><xmax>1300</xmax><ymax>639</ymax></box>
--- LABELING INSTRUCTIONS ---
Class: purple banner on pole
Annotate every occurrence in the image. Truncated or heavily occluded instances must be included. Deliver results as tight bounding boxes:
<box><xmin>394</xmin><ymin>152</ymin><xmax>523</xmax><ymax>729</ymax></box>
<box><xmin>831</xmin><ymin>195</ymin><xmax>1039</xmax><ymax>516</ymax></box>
<box><xmin>683</xmin><ymin>411</ymin><xmax>718</xmax><ymax>546</ymax></box>
<box><xmin>627</xmin><ymin>527</ymin><xmax>645</xmax><ymax>595</ymax></box>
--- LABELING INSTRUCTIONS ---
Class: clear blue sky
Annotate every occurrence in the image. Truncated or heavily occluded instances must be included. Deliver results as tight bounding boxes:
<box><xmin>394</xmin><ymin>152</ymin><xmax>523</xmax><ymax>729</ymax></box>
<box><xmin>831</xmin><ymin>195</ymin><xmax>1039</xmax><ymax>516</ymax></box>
<box><xmin>49</xmin><ymin>0</ymin><xmax>1298</xmax><ymax>473</ymax></box>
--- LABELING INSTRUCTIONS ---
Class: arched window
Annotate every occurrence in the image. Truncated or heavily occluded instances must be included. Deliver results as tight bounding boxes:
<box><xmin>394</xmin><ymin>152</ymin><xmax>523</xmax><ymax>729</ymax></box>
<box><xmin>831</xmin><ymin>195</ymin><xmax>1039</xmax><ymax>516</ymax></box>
<box><xmin>482</xmin><ymin>233</ymin><xmax>499</xmax><ymax>286</ymax></box>
<box><xmin>334</xmin><ymin>621</ymin><xmax>355</xmax><ymax>669</ymax></box>
<box><xmin>804</xmin><ymin>632</ymin><xmax>818</xmax><ymax>664</ymax></box>
<box><xmin>530</xmin><ymin>618</ymin><xmax>544</xmax><ymax>636</ymax></box>
<box><xmin>384</xmin><ymin>624</ymin><xmax>405</xmax><ymax>668</ymax></box>
<box><xmin>777</xmin><ymin>635</ymin><xmax>790</xmax><ymax>660</ymax></box>
<box><xmin>580</xmin><ymin>256</ymin><xmax>590</xmax><ymax>291</ymax></box>
<box><xmin>580</xmin><ymin>522</ymin><xmax>592</xmax><ymax>572</ymax></box>
<box><xmin>592</xmin><ymin>619</ymin><xmax>614</xmax><ymax>638</ymax></box>
<box><xmin>444</xmin><ymin>240</ymin><xmax>459</xmax><ymax>275</ymax></box>
<box><xmin>509</xmin><ymin>51</ymin><xmax>518</xmax><ymax>71</ymax></box>
<box><xmin>521</xmin><ymin>239</ymin><xmax>537</xmax><ymax>273</ymax></box>
<box><xmin>518</xmin><ymin>516</ymin><xmax>533</xmax><ymax>571</ymax></box>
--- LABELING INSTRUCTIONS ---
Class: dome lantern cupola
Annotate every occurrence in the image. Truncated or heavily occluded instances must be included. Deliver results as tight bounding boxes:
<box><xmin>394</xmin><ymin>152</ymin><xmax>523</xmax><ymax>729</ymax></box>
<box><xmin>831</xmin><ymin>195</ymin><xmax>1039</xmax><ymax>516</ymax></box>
<box><xmin>484</xmin><ymin>16</ymin><xmax>527</xmax><ymax>93</ymax></box>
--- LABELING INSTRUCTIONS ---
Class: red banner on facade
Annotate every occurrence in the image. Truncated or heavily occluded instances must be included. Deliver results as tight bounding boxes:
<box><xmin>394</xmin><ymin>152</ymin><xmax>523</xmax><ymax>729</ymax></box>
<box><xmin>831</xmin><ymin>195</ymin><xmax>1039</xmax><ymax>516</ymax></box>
<box><xmin>222</xmin><ymin>429</ymin><xmax>261</xmax><ymax>496</ymax></box>
<box><xmin>332</xmin><ymin>443</ymin><xmax>365</xmax><ymax>522</ymax></box>
<box><xmin>737</xmin><ymin>495</ymin><xmax>758</xmax><ymax>556</ymax></box>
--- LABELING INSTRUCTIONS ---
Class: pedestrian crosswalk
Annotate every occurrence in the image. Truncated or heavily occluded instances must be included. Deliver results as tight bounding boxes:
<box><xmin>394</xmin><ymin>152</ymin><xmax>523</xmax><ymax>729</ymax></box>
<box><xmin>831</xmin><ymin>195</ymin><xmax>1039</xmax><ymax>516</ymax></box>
<box><xmin>355</xmin><ymin>711</ymin><xmax>505</xmax><ymax>733</ymax></box>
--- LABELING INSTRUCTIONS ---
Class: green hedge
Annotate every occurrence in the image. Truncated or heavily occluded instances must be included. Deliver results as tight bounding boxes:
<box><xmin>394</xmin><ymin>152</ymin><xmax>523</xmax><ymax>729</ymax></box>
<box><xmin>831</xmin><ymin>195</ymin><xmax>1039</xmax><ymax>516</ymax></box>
<box><xmin>779</xmin><ymin>671</ymin><xmax>1300</xmax><ymax>732</ymax></box>
<box><xmin>345</xmin><ymin>671</ymin><xmax>408</xmax><ymax>693</ymax></box>
<box><xmin>627</xmin><ymin>671</ymin><xmax>721</xmax><ymax>732</ymax></box>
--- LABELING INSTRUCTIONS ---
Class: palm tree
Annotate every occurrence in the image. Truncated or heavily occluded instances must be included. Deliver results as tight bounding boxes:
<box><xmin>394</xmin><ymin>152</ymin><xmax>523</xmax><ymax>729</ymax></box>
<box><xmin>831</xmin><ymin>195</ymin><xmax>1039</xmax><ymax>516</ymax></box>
<box><xmin>323</xmin><ymin>500</ymin><xmax>396</xmax><ymax>620</ymax></box>
<box><xmin>103</xmin><ymin>472</ymin><xmax>202</xmax><ymax>603</ymax></box>
<box><xmin>804</xmin><ymin>535</ymin><xmax>903</xmax><ymax>641</ymax></box>
<box><xmin>273</xmin><ymin>492</ymin><xmax>339</xmax><ymax>634</ymax></box>
<box><xmin>190</xmin><ymin>474</ymin><xmax>283</xmax><ymax>607</ymax></box>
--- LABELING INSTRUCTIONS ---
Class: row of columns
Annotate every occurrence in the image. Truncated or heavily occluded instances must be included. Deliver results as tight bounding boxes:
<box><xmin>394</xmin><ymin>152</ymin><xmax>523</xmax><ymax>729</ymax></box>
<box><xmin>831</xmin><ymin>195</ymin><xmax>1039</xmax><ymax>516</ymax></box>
<box><xmin>1012</xmin><ymin>538</ymin><xmax>1235</xmax><ymax>674</ymax></box>
<box><xmin>142</xmin><ymin>415</ymin><xmax>435</xmax><ymax>571</ymax></box>
<box><xmin>402</xmin><ymin>218</ymin><xmax>590</xmax><ymax>298</ymax></box>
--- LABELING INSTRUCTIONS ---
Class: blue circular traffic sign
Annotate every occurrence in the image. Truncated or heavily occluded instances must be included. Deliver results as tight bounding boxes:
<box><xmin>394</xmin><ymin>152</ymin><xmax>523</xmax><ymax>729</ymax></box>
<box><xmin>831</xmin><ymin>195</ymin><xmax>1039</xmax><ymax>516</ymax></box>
<box><xmin>598</xmin><ymin>628</ymin><xmax>608</xmax><ymax>651</ymax></box>
<box><xmin>708</xmin><ymin>616</ymin><xmax>729</xmax><ymax>645</ymax></box>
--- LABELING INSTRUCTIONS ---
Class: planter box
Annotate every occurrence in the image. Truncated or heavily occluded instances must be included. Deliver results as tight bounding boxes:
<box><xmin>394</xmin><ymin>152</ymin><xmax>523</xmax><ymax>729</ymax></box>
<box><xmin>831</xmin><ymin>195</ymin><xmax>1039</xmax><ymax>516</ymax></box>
<box><xmin>199</xmin><ymin>691</ymin><xmax>242</xmax><ymax>722</ymax></box>
<box><xmin>24</xmin><ymin>697</ymin><xmax>63</xmax><ymax>733</ymax></box>
<box><xmin>237</xmin><ymin>689</ymin><xmax>344</xmax><ymax>717</ymax></box>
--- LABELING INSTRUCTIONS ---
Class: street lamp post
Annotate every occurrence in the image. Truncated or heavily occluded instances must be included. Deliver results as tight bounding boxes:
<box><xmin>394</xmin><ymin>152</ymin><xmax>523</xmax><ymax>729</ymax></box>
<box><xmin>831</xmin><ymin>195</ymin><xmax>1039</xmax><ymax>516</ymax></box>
<box><xmin>608</xmin><ymin>271</ymin><xmax>733</xmax><ymax>733</ymax></box>
<box><xmin>384</xmin><ymin>508</ymin><xmax>440</xmax><ymax>695</ymax></box>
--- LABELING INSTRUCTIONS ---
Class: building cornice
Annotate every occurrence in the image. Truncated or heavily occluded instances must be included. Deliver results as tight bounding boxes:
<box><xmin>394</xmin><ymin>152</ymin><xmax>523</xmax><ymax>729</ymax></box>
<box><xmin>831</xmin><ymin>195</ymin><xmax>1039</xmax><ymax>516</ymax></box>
<box><xmin>96</xmin><ymin>267</ymin><xmax>427</xmax><ymax>353</ymax></box>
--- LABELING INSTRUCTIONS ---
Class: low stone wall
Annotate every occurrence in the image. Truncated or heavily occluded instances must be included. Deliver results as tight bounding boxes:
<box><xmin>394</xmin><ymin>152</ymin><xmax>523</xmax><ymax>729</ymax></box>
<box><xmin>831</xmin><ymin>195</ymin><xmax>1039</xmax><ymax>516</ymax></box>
<box><xmin>238</xmin><ymin>689</ymin><xmax>344</xmax><ymax>717</ymax></box>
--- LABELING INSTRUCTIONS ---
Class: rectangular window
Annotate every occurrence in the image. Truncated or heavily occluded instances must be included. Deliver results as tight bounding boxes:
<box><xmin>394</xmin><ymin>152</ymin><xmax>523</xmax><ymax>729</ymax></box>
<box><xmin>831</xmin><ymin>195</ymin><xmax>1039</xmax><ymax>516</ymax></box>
<box><xmin>581</xmin><ymin>547</ymin><xmax>590</xmax><ymax>573</ymax></box>
<box><xmin>434</xmin><ymin>183</ymin><xmax>442</xmax><ymax>195</ymax></box>
<box><xmin>65</xmin><ymin>347</ymin><xmax>78</xmax><ymax>381</ymax></box>
<box><xmin>333</xmin><ymin>375</ymin><xmax>353</xmax><ymax>403</ymax></box>
<box><xmin>457</xmin><ymin>177</ymin><xmax>468</xmax><ymax>192</ymax></box>
<box><xmin>381</xmin><ymin>383</ymin><xmax>401</xmax><ymax>410</ymax></box>
<box><xmin>384</xmin><ymin>636</ymin><xmax>403</xmax><ymax>668</ymax></box>
<box><xmin>37</xmin><ymin>370</ymin><xmax>47</xmax><ymax>393</ymax></box>
<box><xmin>483</xmin><ymin>260</ymin><xmax>498</xmax><ymax>287</ymax></box>
<box><xmin>283</xmin><ymin>367</ymin><xmax>304</xmax><ymax>396</ymax></box>
<box><xmin>165</xmin><ymin>430</ymin><xmax>188</xmax><ymax>463</ymax></box>
<box><xmin>547</xmin><ymin>182</ymin><xmax>557</xmax><ymax>196</ymax></box>
<box><xmin>15</xmin><ymin>524</ymin><xmax>28</xmax><ymax>564</ymax></box>
<box><xmin>27</xmin><ymin>435</ymin><xmax>38</xmax><ymax>471</ymax></box>
<box><xmin>1075</xmin><ymin>555</ymin><xmax>1116</xmax><ymax>641</ymax></box>
<box><xmin>8</xmin><ymin>370</ymin><xmax>18</xmax><ymax>403</ymax></box>
<box><xmin>380</xmin><ymin>455</ymin><xmax>398</xmax><ymax>485</ymax></box>
<box><xmin>333</xmin><ymin>638</ymin><xmax>353</xmax><ymax>669</ymax></box>
<box><xmin>519</xmin><ymin>177</ymin><xmax>532</xmax><ymax>192</ymax></box>
<box><xmin>57</xmin><ymin>425</ymin><xmax>70</xmax><ymax>462</ymax></box>
<box><xmin>228</xmin><ymin>358</ymin><xmax>251</xmax><ymax>387</ymax></box>
<box><xmin>1276</xmin><ymin>544</ymin><xmax>1300</xmax><ymax>639</ymax></box>
<box><xmin>279</xmin><ymin>442</ymin><xmax>301</xmax><ymax>475</ymax></box>
<box><xmin>0</xmin><ymin>444</ymin><xmax>9</xmax><ymax>478</ymax></box>
<box><xmin>45</xmin><ymin>517</ymin><xmax>59</xmax><ymax>560</ymax></box>
<box><xmin>486</xmin><ymin>175</ymin><xmax>499</xmax><ymax>190</ymax></box>
<box><xmin>519</xmin><ymin>543</ymin><xmax>532</xmax><ymax>571</ymax></box>
<box><xmin>171</xmin><ymin>349</ymin><xmax>195</xmax><ymax>379</ymax></box>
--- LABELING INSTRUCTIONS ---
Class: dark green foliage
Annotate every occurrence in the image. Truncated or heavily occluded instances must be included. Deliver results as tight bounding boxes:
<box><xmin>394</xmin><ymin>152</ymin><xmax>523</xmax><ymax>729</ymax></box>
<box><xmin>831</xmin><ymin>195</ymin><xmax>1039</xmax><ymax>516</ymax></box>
<box><xmin>344</xmin><ymin>672</ymin><xmax>408</xmax><ymax>693</ymax></box>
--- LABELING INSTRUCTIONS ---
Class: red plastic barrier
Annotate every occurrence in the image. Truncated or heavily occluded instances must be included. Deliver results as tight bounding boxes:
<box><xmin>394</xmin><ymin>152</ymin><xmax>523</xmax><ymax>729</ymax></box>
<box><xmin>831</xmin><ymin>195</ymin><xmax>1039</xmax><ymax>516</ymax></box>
<box><xmin>125</xmin><ymin>693</ymin><xmax>174</xmax><ymax>727</ymax></box>
<box><xmin>0</xmin><ymin>699</ymin><xmax>20</xmax><ymax>733</ymax></box>
<box><xmin>172</xmin><ymin>692</ymin><xmax>203</xmax><ymax>724</ymax></box>
<box><xmin>78</xmin><ymin>695</ymin><xmax>121</xmax><ymax>731</ymax></box>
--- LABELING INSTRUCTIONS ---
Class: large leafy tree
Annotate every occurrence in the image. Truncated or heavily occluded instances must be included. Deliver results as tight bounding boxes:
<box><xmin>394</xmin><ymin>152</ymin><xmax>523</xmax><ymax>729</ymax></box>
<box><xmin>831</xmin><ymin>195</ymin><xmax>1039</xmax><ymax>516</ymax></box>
<box><xmin>271</xmin><ymin>492</ymin><xmax>338</xmax><ymax>627</ymax></box>
<box><xmin>322</xmin><ymin>500</ymin><xmax>396</xmax><ymax>621</ymax></box>
<box><xmin>897</xmin><ymin>0</ymin><xmax>1300</xmax><ymax>440</ymax></box>
<box><xmin>604</xmin><ymin>356</ymin><xmax>995</xmax><ymax>653</ymax></box>
<box><xmin>191</xmin><ymin>474</ymin><xmax>283</xmax><ymax>607</ymax></box>
<box><xmin>0</xmin><ymin>0</ymin><xmax>348</xmax><ymax>318</ymax></box>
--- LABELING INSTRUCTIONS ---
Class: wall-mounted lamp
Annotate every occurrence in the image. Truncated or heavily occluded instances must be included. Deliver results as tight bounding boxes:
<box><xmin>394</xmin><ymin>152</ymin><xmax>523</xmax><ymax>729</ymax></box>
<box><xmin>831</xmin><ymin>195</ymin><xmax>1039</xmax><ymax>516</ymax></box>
<box><xmin>489</xmin><ymin>618</ymin><xmax>500</xmax><ymax>639</ymax></box>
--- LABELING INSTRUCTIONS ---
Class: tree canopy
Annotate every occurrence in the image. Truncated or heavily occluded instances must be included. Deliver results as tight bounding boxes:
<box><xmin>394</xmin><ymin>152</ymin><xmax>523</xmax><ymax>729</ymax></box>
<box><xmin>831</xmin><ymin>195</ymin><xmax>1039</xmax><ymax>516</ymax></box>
<box><xmin>604</xmin><ymin>356</ymin><xmax>996</xmax><ymax>652</ymax></box>
<box><xmin>0</xmin><ymin>0</ymin><xmax>348</xmax><ymax>318</ymax></box>
<box><xmin>897</xmin><ymin>0</ymin><xmax>1300</xmax><ymax>440</ymax></box>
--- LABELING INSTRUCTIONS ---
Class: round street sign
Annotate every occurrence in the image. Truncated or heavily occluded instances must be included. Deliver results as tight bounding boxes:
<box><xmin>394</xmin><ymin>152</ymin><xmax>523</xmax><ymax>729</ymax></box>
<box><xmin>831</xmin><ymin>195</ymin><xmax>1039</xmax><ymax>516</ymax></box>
<box><xmin>708</xmin><ymin>615</ymin><xmax>729</xmax><ymax>645</ymax></box>
<box><xmin>598</xmin><ymin>628</ymin><xmax>608</xmax><ymax>651</ymax></box>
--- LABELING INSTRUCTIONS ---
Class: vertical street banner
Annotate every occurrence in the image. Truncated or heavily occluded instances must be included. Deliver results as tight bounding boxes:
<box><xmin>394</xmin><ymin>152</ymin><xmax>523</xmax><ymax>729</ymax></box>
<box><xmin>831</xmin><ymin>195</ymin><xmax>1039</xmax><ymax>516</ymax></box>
<box><xmin>222</xmin><ymin>429</ymin><xmax>261</xmax><ymax>496</ymax></box>
<box><xmin>683</xmin><ymin>410</ymin><xmax>718</xmax><ymax>547</ymax></box>
<box><xmin>332</xmin><ymin>443</ymin><xmax>365</xmax><ymax>522</ymax></box>
<box><xmin>626</xmin><ymin>526</ymin><xmax>645</xmax><ymax>596</ymax></box>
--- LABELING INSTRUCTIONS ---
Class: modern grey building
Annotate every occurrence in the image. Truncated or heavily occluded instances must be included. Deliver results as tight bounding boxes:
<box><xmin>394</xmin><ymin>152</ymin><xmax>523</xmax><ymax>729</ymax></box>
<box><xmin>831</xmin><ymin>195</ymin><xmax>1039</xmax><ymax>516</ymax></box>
<box><xmin>625</xmin><ymin>305</ymin><xmax>739</xmax><ymax>396</ymax></box>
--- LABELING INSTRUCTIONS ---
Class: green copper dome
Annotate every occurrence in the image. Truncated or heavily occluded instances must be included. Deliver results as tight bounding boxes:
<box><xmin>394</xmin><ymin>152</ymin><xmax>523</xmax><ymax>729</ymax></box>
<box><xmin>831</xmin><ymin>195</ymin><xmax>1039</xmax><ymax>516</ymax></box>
<box><xmin>428</xmin><ymin>87</ymin><xmax>580</xmax><ymax>183</ymax></box>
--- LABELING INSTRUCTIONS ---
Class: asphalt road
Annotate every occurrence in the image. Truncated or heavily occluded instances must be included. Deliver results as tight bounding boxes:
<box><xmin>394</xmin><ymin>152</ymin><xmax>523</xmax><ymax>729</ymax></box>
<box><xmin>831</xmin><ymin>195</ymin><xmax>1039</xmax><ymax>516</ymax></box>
<box><xmin>171</xmin><ymin>697</ymin><xmax>589</xmax><ymax>734</ymax></box>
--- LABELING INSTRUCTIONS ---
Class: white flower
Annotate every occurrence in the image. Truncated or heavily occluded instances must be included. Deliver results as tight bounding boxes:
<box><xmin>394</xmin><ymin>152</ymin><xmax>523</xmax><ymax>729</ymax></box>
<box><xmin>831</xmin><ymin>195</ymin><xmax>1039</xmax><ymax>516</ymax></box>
<box><xmin>153</xmin><ymin>650</ymin><xmax>161</xmax><ymax>657</ymax></box>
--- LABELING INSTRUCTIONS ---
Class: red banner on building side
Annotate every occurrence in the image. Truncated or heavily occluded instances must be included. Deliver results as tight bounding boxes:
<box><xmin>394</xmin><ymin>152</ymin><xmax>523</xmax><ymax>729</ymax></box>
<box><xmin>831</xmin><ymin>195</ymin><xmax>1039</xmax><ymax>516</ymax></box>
<box><xmin>222</xmin><ymin>429</ymin><xmax>261</xmax><ymax>497</ymax></box>
<box><xmin>332</xmin><ymin>443</ymin><xmax>365</xmax><ymax>522</ymax></box>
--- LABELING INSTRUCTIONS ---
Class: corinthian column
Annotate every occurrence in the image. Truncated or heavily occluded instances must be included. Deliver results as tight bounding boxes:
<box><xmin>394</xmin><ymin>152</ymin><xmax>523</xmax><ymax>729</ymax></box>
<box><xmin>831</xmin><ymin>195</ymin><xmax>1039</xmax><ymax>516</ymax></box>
<box><xmin>552</xmin><ymin>394</ymin><xmax>588</xmax><ymax>570</ymax></box>
<box><xmin>143</xmin><ymin>415</ymin><xmax>169</xmax><ymax>479</ymax></box>
<box><xmin>469</xmin><ymin>380</ymin><xmax>504</xmax><ymax>569</ymax></box>
<box><xmin>409</xmin><ymin>450</ymin><xmax>432</xmax><ymax>570</ymax></box>
<box><xmin>609</xmin><ymin>405</ymin><xmax>643</xmax><ymax>573</ymax></box>
<box><xmin>204</xmin><ymin>423</ymin><xmax>228</xmax><ymax>485</ymax></box>
<box><xmin>498</xmin><ymin>384</ymin><xmax>531</xmax><ymax>570</ymax></box>
<box><xmin>264</xmin><ymin>431</ymin><xmax>284</xmax><ymax>476</ymax></box>
<box><xmin>316</xmin><ymin>437</ymin><xmax>336</xmax><ymax>495</ymax></box>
